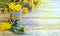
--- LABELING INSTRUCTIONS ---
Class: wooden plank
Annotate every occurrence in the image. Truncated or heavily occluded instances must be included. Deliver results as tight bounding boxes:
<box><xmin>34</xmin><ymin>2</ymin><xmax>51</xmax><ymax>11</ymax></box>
<box><xmin>0</xmin><ymin>14</ymin><xmax>10</xmax><ymax>21</ymax></box>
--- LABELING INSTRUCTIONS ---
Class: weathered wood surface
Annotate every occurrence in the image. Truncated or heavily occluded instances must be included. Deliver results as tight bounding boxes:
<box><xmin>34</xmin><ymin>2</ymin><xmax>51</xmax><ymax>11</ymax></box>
<box><xmin>0</xmin><ymin>14</ymin><xmax>10</xmax><ymax>21</ymax></box>
<box><xmin>0</xmin><ymin>0</ymin><xmax>60</xmax><ymax>36</ymax></box>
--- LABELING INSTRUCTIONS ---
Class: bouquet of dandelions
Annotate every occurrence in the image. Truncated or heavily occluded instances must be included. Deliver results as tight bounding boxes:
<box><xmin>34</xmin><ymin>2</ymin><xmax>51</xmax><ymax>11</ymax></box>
<box><xmin>0</xmin><ymin>0</ymin><xmax>41</xmax><ymax>34</ymax></box>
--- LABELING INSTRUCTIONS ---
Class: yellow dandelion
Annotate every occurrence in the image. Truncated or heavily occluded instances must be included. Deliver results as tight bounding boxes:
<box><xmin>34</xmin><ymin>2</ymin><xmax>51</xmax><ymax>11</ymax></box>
<box><xmin>23</xmin><ymin>26</ymin><xmax>26</xmax><ymax>32</ymax></box>
<box><xmin>0</xmin><ymin>22</ymin><xmax>12</xmax><ymax>31</ymax></box>
<box><xmin>15</xmin><ymin>4</ymin><xmax>22</xmax><ymax>11</ymax></box>
<box><xmin>8</xmin><ymin>2</ymin><xmax>22</xmax><ymax>12</ymax></box>
<box><xmin>22</xmin><ymin>7</ymin><xmax>28</xmax><ymax>14</ymax></box>
<box><xmin>9</xmin><ymin>2</ymin><xmax>16</xmax><ymax>12</ymax></box>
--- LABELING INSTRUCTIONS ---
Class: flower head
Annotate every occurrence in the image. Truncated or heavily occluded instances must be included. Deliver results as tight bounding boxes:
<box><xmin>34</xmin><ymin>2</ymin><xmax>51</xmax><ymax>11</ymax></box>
<box><xmin>22</xmin><ymin>7</ymin><xmax>28</xmax><ymax>14</ymax></box>
<box><xmin>23</xmin><ymin>26</ymin><xmax>26</xmax><ymax>32</ymax></box>
<box><xmin>0</xmin><ymin>22</ymin><xmax>12</xmax><ymax>31</ymax></box>
<box><xmin>8</xmin><ymin>2</ymin><xmax>22</xmax><ymax>12</ymax></box>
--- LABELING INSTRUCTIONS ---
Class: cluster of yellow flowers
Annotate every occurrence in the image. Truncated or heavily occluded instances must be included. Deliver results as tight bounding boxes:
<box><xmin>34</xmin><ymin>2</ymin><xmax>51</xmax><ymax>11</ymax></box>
<box><xmin>8</xmin><ymin>0</ymin><xmax>41</xmax><ymax>14</ymax></box>
<box><xmin>0</xmin><ymin>0</ymin><xmax>41</xmax><ymax>33</ymax></box>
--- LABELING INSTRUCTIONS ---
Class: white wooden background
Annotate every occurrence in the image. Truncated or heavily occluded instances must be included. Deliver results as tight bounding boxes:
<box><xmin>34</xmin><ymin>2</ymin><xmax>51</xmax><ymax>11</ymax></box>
<box><xmin>21</xmin><ymin>0</ymin><xmax>60</xmax><ymax>29</ymax></box>
<box><xmin>1</xmin><ymin>0</ymin><xmax>60</xmax><ymax>36</ymax></box>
